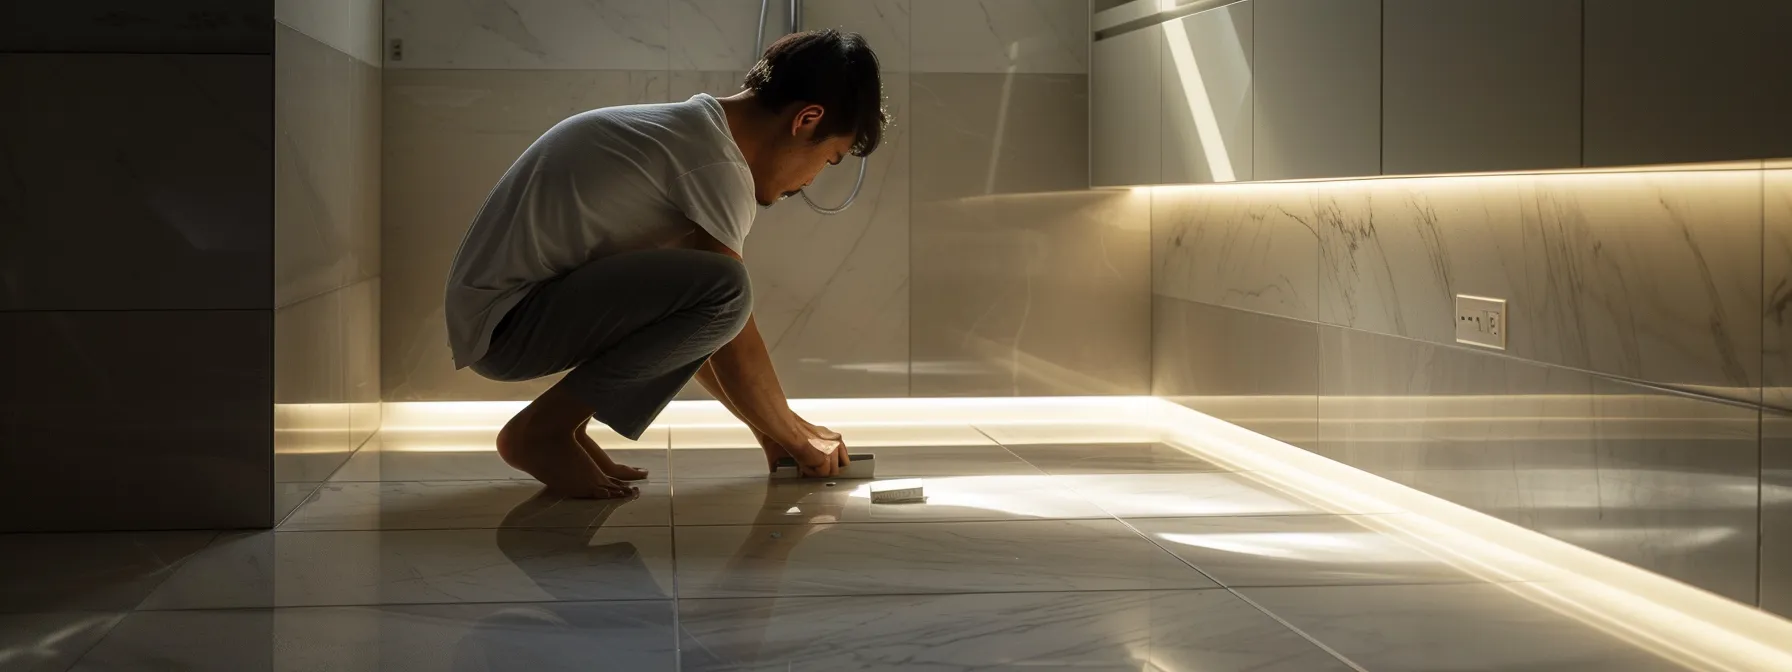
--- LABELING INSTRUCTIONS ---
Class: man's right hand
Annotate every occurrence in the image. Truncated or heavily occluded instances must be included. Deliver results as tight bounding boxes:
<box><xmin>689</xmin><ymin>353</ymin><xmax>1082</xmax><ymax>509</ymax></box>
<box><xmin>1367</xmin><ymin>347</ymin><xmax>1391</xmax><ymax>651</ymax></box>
<box><xmin>756</xmin><ymin>422</ymin><xmax>849</xmax><ymax>477</ymax></box>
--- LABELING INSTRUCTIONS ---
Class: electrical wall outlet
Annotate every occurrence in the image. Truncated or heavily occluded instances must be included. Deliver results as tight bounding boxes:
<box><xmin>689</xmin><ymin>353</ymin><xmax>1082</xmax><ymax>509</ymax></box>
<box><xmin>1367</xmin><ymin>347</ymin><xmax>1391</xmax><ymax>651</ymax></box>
<box><xmin>1455</xmin><ymin>295</ymin><xmax>1507</xmax><ymax>350</ymax></box>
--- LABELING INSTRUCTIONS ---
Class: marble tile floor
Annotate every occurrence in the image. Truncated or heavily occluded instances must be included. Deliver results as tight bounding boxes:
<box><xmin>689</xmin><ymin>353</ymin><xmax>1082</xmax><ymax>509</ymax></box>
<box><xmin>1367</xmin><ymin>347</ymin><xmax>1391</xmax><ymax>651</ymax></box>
<box><xmin>0</xmin><ymin>424</ymin><xmax>1693</xmax><ymax>671</ymax></box>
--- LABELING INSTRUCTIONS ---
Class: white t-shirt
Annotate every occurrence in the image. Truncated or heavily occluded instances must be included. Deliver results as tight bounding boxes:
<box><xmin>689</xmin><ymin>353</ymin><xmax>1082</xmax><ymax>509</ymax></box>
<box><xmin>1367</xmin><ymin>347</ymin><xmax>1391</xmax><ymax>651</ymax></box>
<box><xmin>443</xmin><ymin>94</ymin><xmax>757</xmax><ymax>369</ymax></box>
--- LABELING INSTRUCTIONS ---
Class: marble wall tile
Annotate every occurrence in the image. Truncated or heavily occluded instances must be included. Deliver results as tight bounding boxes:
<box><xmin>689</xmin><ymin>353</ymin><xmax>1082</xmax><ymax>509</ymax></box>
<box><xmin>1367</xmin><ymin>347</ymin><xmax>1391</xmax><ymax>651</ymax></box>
<box><xmin>381</xmin><ymin>69</ymin><xmax>668</xmax><ymax>401</ymax></box>
<box><xmin>276</xmin><ymin>0</ymin><xmax>383</xmax><ymax>66</ymax></box>
<box><xmin>0</xmin><ymin>54</ymin><xmax>272</xmax><ymax>311</ymax></box>
<box><xmin>346</xmin><ymin>279</ymin><xmax>383</xmax><ymax>446</ymax></box>
<box><xmin>0</xmin><ymin>1</ymin><xmax>272</xmax><ymax>53</ymax></box>
<box><xmin>910</xmin><ymin>72</ymin><xmax>1146</xmax><ymax>396</ymax></box>
<box><xmin>669</xmin><ymin>70</ymin><xmax>910</xmax><ymax>400</ymax></box>
<box><xmin>1152</xmin><ymin>182</ymin><xmax>1318</xmax><ymax>320</ymax></box>
<box><xmin>1582</xmin><ymin>376</ymin><xmax>1760</xmax><ymax>605</ymax></box>
<box><xmin>1316</xmin><ymin>169</ymin><xmax>1764</xmax><ymax>402</ymax></box>
<box><xmin>899</xmin><ymin>71</ymin><xmax>1150</xmax><ymax>396</ymax></box>
<box><xmin>277</xmin><ymin>289</ymin><xmax>353</xmax><ymax>522</ymax></box>
<box><xmin>277</xmin><ymin>24</ymin><xmax>382</xmax><ymax>309</ymax></box>
<box><xmin>1316</xmin><ymin>326</ymin><xmax>1761</xmax><ymax>604</ymax></box>
<box><xmin>802</xmin><ymin>0</ymin><xmax>912</xmax><ymax>71</ymax></box>
<box><xmin>1153</xmin><ymin>297</ymin><xmax>1318</xmax><ymax>447</ymax></box>
<box><xmin>1764</xmin><ymin>169</ymin><xmax>1792</xmax><ymax>410</ymax></box>
<box><xmin>672</xmin><ymin>0</ymin><xmax>778</xmax><ymax>71</ymax></box>
<box><xmin>728</xmin><ymin>75</ymin><xmax>912</xmax><ymax>398</ymax></box>
<box><xmin>1764</xmin><ymin>409</ymin><xmax>1792</xmax><ymax>617</ymax></box>
<box><xmin>911</xmin><ymin>189</ymin><xmax>1150</xmax><ymax>396</ymax></box>
<box><xmin>1315</xmin><ymin>176</ymin><xmax>1522</xmax><ymax>342</ymax></box>
<box><xmin>0</xmin><ymin>311</ymin><xmax>273</xmax><ymax>531</ymax></box>
<box><xmin>1768</xmin><ymin>168</ymin><xmax>1792</xmax><ymax>616</ymax></box>
<box><xmin>276</xmin><ymin>279</ymin><xmax>382</xmax><ymax>522</ymax></box>
<box><xmin>383</xmin><ymin>0</ymin><xmax>670</xmax><ymax>70</ymax></box>
<box><xmin>911</xmin><ymin>0</ymin><xmax>1088</xmax><ymax>74</ymax></box>
<box><xmin>911</xmin><ymin>73</ymin><xmax>1090</xmax><ymax>200</ymax></box>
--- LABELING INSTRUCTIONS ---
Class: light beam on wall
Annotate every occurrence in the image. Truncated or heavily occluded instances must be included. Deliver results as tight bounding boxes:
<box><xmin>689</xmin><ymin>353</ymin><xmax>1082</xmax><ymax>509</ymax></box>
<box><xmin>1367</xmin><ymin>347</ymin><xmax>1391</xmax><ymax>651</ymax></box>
<box><xmin>1161</xmin><ymin>10</ymin><xmax>1237</xmax><ymax>182</ymax></box>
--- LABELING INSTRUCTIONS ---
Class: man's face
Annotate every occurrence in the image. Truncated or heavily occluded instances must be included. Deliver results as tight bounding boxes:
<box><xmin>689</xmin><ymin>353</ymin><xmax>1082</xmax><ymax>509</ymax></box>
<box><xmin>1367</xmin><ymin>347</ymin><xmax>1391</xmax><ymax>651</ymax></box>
<box><xmin>753</xmin><ymin>106</ymin><xmax>858</xmax><ymax>207</ymax></box>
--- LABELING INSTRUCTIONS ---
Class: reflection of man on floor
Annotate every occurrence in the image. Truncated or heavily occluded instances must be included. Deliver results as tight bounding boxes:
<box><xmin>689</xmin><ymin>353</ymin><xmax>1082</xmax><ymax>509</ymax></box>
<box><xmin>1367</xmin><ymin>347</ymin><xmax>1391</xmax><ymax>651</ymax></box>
<box><xmin>450</xmin><ymin>495</ymin><xmax>666</xmax><ymax>669</ymax></box>
<box><xmin>443</xmin><ymin>31</ymin><xmax>887</xmax><ymax>497</ymax></box>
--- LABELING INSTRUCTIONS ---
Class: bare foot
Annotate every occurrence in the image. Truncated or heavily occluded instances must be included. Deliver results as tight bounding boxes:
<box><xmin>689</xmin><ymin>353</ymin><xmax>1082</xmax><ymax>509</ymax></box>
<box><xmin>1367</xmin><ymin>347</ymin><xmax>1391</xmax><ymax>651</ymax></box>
<box><xmin>575</xmin><ymin>419</ymin><xmax>650</xmax><ymax>482</ymax></box>
<box><xmin>497</xmin><ymin>412</ymin><xmax>635</xmax><ymax>499</ymax></box>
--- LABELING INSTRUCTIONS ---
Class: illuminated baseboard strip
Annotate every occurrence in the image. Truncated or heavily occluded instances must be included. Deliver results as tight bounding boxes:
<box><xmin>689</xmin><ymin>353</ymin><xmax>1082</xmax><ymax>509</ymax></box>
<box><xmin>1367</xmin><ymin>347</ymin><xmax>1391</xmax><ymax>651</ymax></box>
<box><xmin>1147</xmin><ymin>398</ymin><xmax>1792</xmax><ymax>672</ymax></box>
<box><xmin>381</xmin><ymin>396</ymin><xmax>1159</xmax><ymax>432</ymax></box>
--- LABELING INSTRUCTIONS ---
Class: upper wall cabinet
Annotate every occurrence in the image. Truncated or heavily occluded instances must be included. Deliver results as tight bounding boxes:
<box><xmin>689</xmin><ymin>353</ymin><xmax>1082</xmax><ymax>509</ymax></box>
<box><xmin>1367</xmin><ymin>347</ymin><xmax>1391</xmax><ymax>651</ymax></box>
<box><xmin>1584</xmin><ymin>0</ymin><xmax>1792</xmax><ymax>167</ymax></box>
<box><xmin>1090</xmin><ymin>0</ymin><xmax>1785</xmax><ymax>186</ymax></box>
<box><xmin>1382</xmin><ymin>0</ymin><xmax>1581</xmax><ymax>175</ymax></box>
<box><xmin>1252</xmin><ymin>0</ymin><xmax>1380</xmax><ymax>181</ymax></box>
<box><xmin>1160</xmin><ymin>1</ymin><xmax>1253</xmax><ymax>184</ymax></box>
<box><xmin>1091</xmin><ymin>23</ymin><xmax>1162</xmax><ymax>188</ymax></box>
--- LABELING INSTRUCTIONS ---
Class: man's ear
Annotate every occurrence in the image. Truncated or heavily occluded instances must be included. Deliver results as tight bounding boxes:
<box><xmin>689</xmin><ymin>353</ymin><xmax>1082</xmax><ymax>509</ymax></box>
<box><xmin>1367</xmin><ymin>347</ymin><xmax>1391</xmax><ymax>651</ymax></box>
<box><xmin>791</xmin><ymin>104</ymin><xmax>825</xmax><ymax>136</ymax></box>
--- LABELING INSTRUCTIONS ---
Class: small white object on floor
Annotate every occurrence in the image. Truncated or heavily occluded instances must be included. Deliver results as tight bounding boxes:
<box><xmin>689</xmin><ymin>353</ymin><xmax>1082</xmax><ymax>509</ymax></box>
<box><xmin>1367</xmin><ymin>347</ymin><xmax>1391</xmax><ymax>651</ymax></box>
<box><xmin>870</xmin><ymin>479</ymin><xmax>926</xmax><ymax>504</ymax></box>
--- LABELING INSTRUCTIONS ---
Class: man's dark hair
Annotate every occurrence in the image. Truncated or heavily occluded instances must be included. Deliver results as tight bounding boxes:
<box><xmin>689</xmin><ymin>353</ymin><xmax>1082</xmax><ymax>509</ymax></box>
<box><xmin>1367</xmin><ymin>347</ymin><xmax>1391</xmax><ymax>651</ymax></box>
<box><xmin>743</xmin><ymin>29</ymin><xmax>886</xmax><ymax>157</ymax></box>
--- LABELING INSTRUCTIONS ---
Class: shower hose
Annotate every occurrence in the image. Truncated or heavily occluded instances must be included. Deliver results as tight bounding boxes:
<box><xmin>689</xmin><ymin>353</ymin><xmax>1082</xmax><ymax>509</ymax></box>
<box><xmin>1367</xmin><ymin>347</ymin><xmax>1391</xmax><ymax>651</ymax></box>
<box><xmin>756</xmin><ymin>0</ymin><xmax>868</xmax><ymax>215</ymax></box>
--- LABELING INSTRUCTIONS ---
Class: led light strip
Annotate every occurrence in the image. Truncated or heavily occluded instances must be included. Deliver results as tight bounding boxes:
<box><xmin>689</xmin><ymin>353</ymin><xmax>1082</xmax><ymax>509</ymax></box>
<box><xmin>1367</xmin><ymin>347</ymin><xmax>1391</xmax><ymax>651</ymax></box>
<box><xmin>1148</xmin><ymin>398</ymin><xmax>1792</xmax><ymax>672</ymax></box>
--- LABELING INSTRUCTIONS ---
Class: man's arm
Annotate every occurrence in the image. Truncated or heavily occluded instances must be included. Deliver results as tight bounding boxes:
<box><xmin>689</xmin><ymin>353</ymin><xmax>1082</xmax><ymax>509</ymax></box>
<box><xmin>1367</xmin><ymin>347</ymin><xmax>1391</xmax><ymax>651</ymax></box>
<box><xmin>708</xmin><ymin>314</ymin><xmax>802</xmax><ymax>440</ymax></box>
<box><xmin>676</xmin><ymin>226</ymin><xmax>846</xmax><ymax>475</ymax></box>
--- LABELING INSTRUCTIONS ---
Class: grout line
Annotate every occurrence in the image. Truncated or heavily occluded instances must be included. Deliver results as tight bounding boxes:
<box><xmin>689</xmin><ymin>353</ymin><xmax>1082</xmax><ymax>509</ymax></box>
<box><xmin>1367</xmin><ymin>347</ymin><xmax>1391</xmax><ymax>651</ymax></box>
<box><xmin>120</xmin><ymin>583</ymin><xmax>1519</xmax><ymax>615</ymax></box>
<box><xmin>670</xmin><ymin>580</ymin><xmax>1514</xmax><ymax>600</ymax></box>
<box><xmin>668</xmin><ymin>451</ymin><xmax>684</xmax><ymax>670</ymax></box>
<box><xmin>904</xmin><ymin>0</ymin><xmax>916</xmax><ymax>401</ymax></box>
<box><xmin>1156</xmin><ymin>294</ymin><xmax>1781</xmax><ymax>413</ymax></box>
<box><xmin>1760</xmin><ymin>164</ymin><xmax>1768</xmax><ymax>611</ymax></box>
<box><xmin>1579</xmin><ymin>0</ymin><xmax>1586</xmax><ymax>168</ymax></box>
<box><xmin>0</xmin><ymin>307</ymin><xmax>278</xmax><ymax>314</ymax></box>
<box><xmin>1108</xmin><ymin>515</ymin><xmax>1369</xmax><ymax>672</ymax></box>
<box><xmin>272</xmin><ymin>522</ymin><xmax>674</xmax><ymax>534</ymax></box>
<box><xmin>0</xmin><ymin>528</ymin><xmax>235</xmax><ymax>538</ymax></box>
<box><xmin>129</xmin><ymin>596</ymin><xmax>676</xmax><ymax>614</ymax></box>
<box><xmin>125</xmin><ymin>530</ymin><xmax>225</xmax><ymax>615</ymax></box>
<box><xmin>662</xmin><ymin>506</ymin><xmax>1347</xmax><ymax>531</ymax></box>
<box><xmin>972</xmin><ymin>426</ymin><xmax>1052</xmax><ymax>476</ymax></box>
<box><xmin>272</xmin><ymin>428</ymin><xmax>386</xmax><ymax>528</ymax></box>
<box><xmin>57</xmin><ymin>612</ymin><xmax>133</xmax><ymax>670</ymax></box>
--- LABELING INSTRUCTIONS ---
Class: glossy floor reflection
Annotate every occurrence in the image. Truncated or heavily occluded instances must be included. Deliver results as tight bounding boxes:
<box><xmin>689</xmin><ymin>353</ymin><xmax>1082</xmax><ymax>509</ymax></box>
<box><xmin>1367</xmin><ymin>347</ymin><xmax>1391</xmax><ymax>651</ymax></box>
<box><xmin>1</xmin><ymin>423</ymin><xmax>1702</xmax><ymax>671</ymax></box>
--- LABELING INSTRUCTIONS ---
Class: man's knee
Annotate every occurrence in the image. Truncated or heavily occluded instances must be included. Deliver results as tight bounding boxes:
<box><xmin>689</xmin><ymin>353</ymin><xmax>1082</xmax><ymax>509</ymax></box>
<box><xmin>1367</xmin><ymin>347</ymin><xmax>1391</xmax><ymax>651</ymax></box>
<box><xmin>690</xmin><ymin>252</ymin><xmax>752</xmax><ymax>339</ymax></box>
